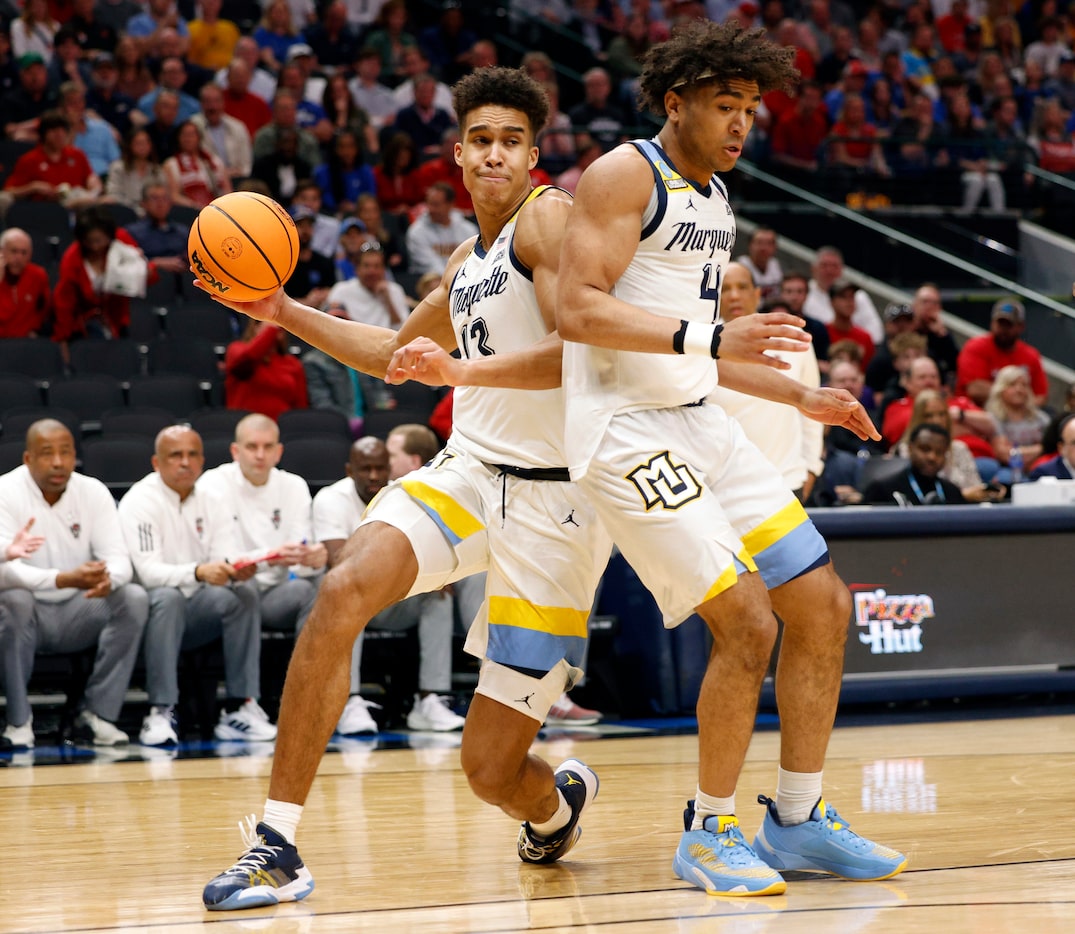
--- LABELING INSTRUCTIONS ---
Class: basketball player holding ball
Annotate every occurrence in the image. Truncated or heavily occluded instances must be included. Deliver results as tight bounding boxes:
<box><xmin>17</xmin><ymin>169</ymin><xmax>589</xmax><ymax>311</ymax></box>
<box><xmin>200</xmin><ymin>65</ymin><xmax>877</xmax><ymax>910</ymax></box>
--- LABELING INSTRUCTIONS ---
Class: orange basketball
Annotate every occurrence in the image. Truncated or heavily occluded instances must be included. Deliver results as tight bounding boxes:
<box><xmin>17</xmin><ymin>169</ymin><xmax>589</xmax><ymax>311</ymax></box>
<box><xmin>188</xmin><ymin>192</ymin><xmax>299</xmax><ymax>302</ymax></box>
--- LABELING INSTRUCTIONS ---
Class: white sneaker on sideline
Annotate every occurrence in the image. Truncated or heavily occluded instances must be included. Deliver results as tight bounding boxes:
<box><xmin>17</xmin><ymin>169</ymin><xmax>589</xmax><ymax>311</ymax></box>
<box><xmin>75</xmin><ymin>710</ymin><xmax>130</xmax><ymax>746</ymax></box>
<box><xmin>214</xmin><ymin>699</ymin><xmax>278</xmax><ymax>742</ymax></box>
<box><xmin>336</xmin><ymin>695</ymin><xmax>380</xmax><ymax>735</ymax></box>
<box><xmin>406</xmin><ymin>693</ymin><xmax>465</xmax><ymax>732</ymax></box>
<box><xmin>2</xmin><ymin>717</ymin><xmax>34</xmax><ymax>749</ymax></box>
<box><xmin>140</xmin><ymin>706</ymin><xmax>179</xmax><ymax>746</ymax></box>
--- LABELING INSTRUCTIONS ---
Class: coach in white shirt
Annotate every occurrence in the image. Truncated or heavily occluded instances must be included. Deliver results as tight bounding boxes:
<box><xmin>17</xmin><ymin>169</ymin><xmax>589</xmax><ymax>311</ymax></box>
<box><xmin>118</xmin><ymin>426</ymin><xmax>274</xmax><ymax>747</ymax></box>
<box><xmin>313</xmin><ymin>436</ymin><xmax>463</xmax><ymax>734</ymax></box>
<box><xmin>711</xmin><ymin>263</ymin><xmax>825</xmax><ymax>501</ymax></box>
<box><xmin>0</xmin><ymin>420</ymin><xmax>148</xmax><ymax>749</ymax></box>
<box><xmin>200</xmin><ymin>414</ymin><xmax>325</xmax><ymax>636</ymax></box>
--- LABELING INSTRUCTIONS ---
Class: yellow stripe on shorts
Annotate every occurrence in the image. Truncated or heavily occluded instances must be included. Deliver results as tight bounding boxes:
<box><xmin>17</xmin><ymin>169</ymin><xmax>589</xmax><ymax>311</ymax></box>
<box><xmin>400</xmin><ymin>478</ymin><xmax>485</xmax><ymax>540</ymax></box>
<box><xmin>701</xmin><ymin>547</ymin><xmax>757</xmax><ymax>604</ymax></box>
<box><xmin>489</xmin><ymin>595</ymin><xmax>589</xmax><ymax>639</ymax></box>
<box><xmin>740</xmin><ymin>500</ymin><xmax>809</xmax><ymax>558</ymax></box>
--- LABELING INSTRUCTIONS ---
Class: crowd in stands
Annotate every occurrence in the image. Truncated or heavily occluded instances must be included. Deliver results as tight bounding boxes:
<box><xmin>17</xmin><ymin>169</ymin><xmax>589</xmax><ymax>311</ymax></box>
<box><xmin>1</xmin><ymin>0</ymin><xmax>1074</xmax><ymax>749</ymax></box>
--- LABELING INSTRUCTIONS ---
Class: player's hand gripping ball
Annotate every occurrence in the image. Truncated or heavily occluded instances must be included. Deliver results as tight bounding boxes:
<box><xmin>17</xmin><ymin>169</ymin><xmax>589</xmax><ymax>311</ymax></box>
<box><xmin>188</xmin><ymin>192</ymin><xmax>299</xmax><ymax>302</ymax></box>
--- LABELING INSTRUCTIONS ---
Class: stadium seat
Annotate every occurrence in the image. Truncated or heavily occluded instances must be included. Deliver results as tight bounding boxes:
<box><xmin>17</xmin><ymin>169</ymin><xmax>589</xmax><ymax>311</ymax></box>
<box><xmin>186</xmin><ymin>406</ymin><xmax>251</xmax><ymax>438</ymax></box>
<box><xmin>47</xmin><ymin>375</ymin><xmax>126</xmax><ymax>434</ymax></box>
<box><xmin>146</xmin><ymin>336</ymin><xmax>224</xmax><ymax>381</ymax></box>
<box><xmin>68</xmin><ymin>339</ymin><xmax>145</xmax><ymax>380</ymax></box>
<box><xmin>128</xmin><ymin>374</ymin><xmax>209</xmax><ymax>416</ymax></box>
<box><xmin>360</xmin><ymin>409</ymin><xmax>435</xmax><ymax>441</ymax></box>
<box><xmin>1</xmin><ymin>406</ymin><xmax>80</xmax><ymax>444</ymax></box>
<box><xmin>0</xmin><ymin>373</ymin><xmax>45</xmax><ymax>409</ymax></box>
<box><xmin>80</xmin><ymin>435</ymin><xmax>155</xmax><ymax>497</ymax></box>
<box><xmin>202</xmin><ymin>434</ymin><xmax>234</xmax><ymax>468</ymax></box>
<box><xmin>0</xmin><ymin>438</ymin><xmax>26</xmax><ymax>473</ymax></box>
<box><xmin>99</xmin><ymin>406</ymin><xmax>176</xmax><ymax>437</ymax></box>
<box><xmin>0</xmin><ymin>339</ymin><xmax>65</xmax><ymax>380</ymax></box>
<box><xmin>165</xmin><ymin>301</ymin><xmax>237</xmax><ymax>344</ymax></box>
<box><xmin>277</xmin><ymin>407</ymin><xmax>352</xmax><ymax>441</ymax></box>
<box><xmin>278</xmin><ymin>434</ymin><xmax>352</xmax><ymax>492</ymax></box>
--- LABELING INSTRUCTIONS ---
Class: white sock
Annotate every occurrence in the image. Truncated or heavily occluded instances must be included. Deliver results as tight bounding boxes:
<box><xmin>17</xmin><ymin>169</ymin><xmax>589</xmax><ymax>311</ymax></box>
<box><xmin>691</xmin><ymin>788</ymin><xmax>736</xmax><ymax>830</ymax></box>
<box><xmin>262</xmin><ymin>799</ymin><xmax>304</xmax><ymax>845</ymax></box>
<box><xmin>775</xmin><ymin>768</ymin><xmax>822</xmax><ymax>825</ymax></box>
<box><xmin>530</xmin><ymin>789</ymin><xmax>572</xmax><ymax>837</ymax></box>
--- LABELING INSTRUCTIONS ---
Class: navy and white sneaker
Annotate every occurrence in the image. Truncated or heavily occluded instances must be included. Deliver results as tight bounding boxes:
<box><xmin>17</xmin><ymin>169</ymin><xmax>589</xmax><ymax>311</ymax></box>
<box><xmin>517</xmin><ymin>758</ymin><xmax>599</xmax><ymax>864</ymax></box>
<box><xmin>203</xmin><ymin>817</ymin><xmax>314</xmax><ymax>910</ymax></box>
<box><xmin>214</xmin><ymin>699</ymin><xmax>277</xmax><ymax>742</ymax></box>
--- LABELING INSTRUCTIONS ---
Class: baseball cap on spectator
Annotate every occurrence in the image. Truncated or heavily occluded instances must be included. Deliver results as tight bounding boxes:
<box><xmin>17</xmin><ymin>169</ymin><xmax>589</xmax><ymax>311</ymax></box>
<box><xmin>884</xmin><ymin>301</ymin><xmax>914</xmax><ymax>322</ymax></box>
<box><xmin>844</xmin><ymin>60</ymin><xmax>869</xmax><ymax>79</ymax></box>
<box><xmin>340</xmin><ymin>218</ymin><xmax>367</xmax><ymax>235</ymax></box>
<box><xmin>93</xmin><ymin>53</ymin><xmax>116</xmax><ymax>68</ymax></box>
<box><xmin>290</xmin><ymin>204</ymin><xmax>317</xmax><ymax>222</ymax></box>
<box><xmin>18</xmin><ymin>51</ymin><xmax>45</xmax><ymax>69</ymax></box>
<box><xmin>991</xmin><ymin>298</ymin><xmax>1025</xmax><ymax>322</ymax></box>
<box><xmin>738</xmin><ymin>1</ymin><xmax>759</xmax><ymax>15</ymax></box>
<box><xmin>286</xmin><ymin>43</ymin><xmax>314</xmax><ymax>63</ymax></box>
<box><xmin>829</xmin><ymin>279</ymin><xmax>857</xmax><ymax>298</ymax></box>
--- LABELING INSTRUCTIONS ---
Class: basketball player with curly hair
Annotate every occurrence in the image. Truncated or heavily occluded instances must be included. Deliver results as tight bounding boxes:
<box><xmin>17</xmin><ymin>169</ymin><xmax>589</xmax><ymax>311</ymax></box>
<box><xmin>556</xmin><ymin>21</ymin><xmax>907</xmax><ymax>896</ymax></box>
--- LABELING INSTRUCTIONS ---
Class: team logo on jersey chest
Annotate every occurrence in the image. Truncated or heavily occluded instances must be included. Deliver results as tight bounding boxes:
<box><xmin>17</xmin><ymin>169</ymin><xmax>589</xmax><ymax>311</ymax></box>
<box><xmin>664</xmin><ymin>221</ymin><xmax>734</xmax><ymax>258</ymax></box>
<box><xmin>626</xmin><ymin>452</ymin><xmax>703</xmax><ymax>510</ymax></box>
<box><xmin>451</xmin><ymin>263</ymin><xmax>508</xmax><ymax>320</ymax></box>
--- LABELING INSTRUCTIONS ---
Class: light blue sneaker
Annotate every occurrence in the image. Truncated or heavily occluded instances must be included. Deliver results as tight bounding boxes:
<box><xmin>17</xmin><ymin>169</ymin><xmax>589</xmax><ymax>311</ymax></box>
<box><xmin>752</xmin><ymin>794</ymin><xmax>907</xmax><ymax>881</ymax></box>
<box><xmin>673</xmin><ymin>812</ymin><xmax>787</xmax><ymax>896</ymax></box>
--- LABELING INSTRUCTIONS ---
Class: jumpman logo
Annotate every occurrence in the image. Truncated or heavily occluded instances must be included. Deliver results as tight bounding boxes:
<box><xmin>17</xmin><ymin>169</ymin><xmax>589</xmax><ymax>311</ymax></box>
<box><xmin>561</xmin><ymin>510</ymin><xmax>579</xmax><ymax>527</ymax></box>
<box><xmin>686</xmin><ymin>196</ymin><xmax>697</xmax><ymax>211</ymax></box>
<box><xmin>515</xmin><ymin>692</ymin><xmax>535</xmax><ymax>709</ymax></box>
<box><xmin>562</xmin><ymin>774</ymin><xmax>583</xmax><ymax>787</ymax></box>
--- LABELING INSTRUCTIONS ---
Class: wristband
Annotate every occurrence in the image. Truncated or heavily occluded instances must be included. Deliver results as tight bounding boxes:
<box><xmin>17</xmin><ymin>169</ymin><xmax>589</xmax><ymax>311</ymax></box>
<box><xmin>673</xmin><ymin>320</ymin><xmax>723</xmax><ymax>358</ymax></box>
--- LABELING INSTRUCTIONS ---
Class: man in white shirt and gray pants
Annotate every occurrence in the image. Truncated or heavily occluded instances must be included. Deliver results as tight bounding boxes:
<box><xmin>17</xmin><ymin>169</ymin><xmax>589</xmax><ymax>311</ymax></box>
<box><xmin>0</xmin><ymin>419</ymin><xmax>148</xmax><ymax>749</ymax></box>
<box><xmin>118</xmin><ymin>426</ymin><xmax>275</xmax><ymax>747</ymax></box>
<box><xmin>199</xmin><ymin>414</ymin><xmax>326</xmax><ymax>637</ymax></box>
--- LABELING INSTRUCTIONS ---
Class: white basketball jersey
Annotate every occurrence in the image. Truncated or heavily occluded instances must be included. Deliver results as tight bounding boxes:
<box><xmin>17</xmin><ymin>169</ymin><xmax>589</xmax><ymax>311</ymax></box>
<box><xmin>563</xmin><ymin>139</ymin><xmax>737</xmax><ymax>477</ymax></box>
<box><xmin>449</xmin><ymin>187</ymin><xmax>567</xmax><ymax>469</ymax></box>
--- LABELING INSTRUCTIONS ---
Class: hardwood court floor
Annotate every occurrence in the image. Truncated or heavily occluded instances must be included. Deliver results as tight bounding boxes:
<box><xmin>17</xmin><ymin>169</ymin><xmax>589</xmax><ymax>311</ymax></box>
<box><xmin>3</xmin><ymin>713</ymin><xmax>1075</xmax><ymax>934</ymax></box>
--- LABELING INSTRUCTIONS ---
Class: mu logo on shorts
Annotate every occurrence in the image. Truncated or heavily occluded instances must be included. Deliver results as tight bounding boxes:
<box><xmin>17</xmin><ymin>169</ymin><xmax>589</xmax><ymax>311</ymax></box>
<box><xmin>626</xmin><ymin>452</ymin><xmax>703</xmax><ymax>510</ymax></box>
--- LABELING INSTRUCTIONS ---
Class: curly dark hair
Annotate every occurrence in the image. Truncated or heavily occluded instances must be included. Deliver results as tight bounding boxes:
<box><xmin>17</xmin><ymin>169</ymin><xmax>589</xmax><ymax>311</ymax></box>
<box><xmin>452</xmin><ymin>67</ymin><xmax>549</xmax><ymax>139</ymax></box>
<box><xmin>638</xmin><ymin>21</ymin><xmax>798</xmax><ymax>116</ymax></box>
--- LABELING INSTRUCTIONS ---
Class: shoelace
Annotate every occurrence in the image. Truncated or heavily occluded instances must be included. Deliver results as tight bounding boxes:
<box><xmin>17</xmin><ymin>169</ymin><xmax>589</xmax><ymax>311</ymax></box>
<box><xmin>223</xmin><ymin>815</ymin><xmax>281</xmax><ymax>877</ymax></box>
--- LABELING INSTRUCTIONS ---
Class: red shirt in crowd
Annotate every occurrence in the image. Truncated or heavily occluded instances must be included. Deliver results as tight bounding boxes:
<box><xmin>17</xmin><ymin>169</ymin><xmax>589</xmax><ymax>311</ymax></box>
<box><xmin>826</xmin><ymin>322</ymin><xmax>875</xmax><ymax>367</ymax></box>
<box><xmin>4</xmin><ymin>144</ymin><xmax>94</xmax><ymax>198</ymax></box>
<box><xmin>955</xmin><ymin>334</ymin><xmax>1049</xmax><ymax>400</ymax></box>
<box><xmin>52</xmin><ymin>229</ymin><xmax>159</xmax><ymax>342</ymax></box>
<box><xmin>223</xmin><ymin>89</ymin><xmax>272</xmax><ymax>139</ymax></box>
<box><xmin>413</xmin><ymin>157</ymin><xmax>472</xmax><ymax>213</ymax></box>
<box><xmin>771</xmin><ymin>107</ymin><xmax>830</xmax><ymax>164</ymax></box>
<box><xmin>225</xmin><ymin>323</ymin><xmax>309</xmax><ymax>420</ymax></box>
<box><xmin>0</xmin><ymin>263</ymin><xmax>51</xmax><ymax>338</ymax></box>
<box><xmin>882</xmin><ymin>394</ymin><xmax>995</xmax><ymax>457</ymax></box>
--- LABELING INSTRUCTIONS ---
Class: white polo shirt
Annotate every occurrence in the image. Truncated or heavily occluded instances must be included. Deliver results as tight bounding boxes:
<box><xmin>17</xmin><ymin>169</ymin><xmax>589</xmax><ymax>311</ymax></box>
<box><xmin>0</xmin><ymin>465</ymin><xmax>133</xmax><ymax>603</ymax></box>
<box><xmin>118</xmin><ymin>472</ymin><xmax>243</xmax><ymax>597</ymax></box>
<box><xmin>199</xmin><ymin>461</ymin><xmax>317</xmax><ymax>591</ymax></box>
<box><xmin>311</xmin><ymin>476</ymin><xmax>366</xmax><ymax>543</ymax></box>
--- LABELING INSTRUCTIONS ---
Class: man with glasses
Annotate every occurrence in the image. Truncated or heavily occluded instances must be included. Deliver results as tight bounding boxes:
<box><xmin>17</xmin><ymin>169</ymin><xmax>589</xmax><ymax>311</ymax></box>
<box><xmin>324</xmin><ymin>239</ymin><xmax>408</xmax><ymax>330</ymax></box>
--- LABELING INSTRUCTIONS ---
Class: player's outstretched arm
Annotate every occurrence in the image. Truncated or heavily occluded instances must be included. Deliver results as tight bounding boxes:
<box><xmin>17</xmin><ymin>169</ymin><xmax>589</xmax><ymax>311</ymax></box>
<box><xmin>190</xmin><ymin>246</ymin><xmax>465</xmax><ymax>380</ymax></box>
<box><xmin>719</xmin><ymin>361</ymin><xmax>881</xmax><ymax>442</ymax></box>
